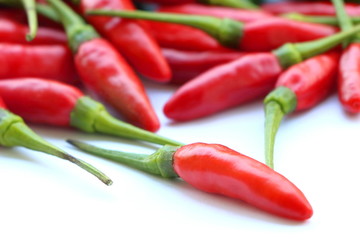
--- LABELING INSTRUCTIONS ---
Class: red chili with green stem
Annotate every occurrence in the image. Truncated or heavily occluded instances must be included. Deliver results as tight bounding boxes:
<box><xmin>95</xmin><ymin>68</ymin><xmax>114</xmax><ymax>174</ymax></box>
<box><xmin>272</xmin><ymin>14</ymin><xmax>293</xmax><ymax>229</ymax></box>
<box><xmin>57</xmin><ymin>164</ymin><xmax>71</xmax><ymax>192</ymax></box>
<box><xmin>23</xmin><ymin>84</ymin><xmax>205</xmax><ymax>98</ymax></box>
<box><xmin>67</xmin><ymin>140</ymin><xmax>313</xmax><ymax>221</ymax></box>
<box><xmin>86</xmin><ymin>9</ymin><xmax>337</xmax><ymax>52</ymax></box>
<box><xmin>79</xmin><ymin>0</ymin><xmax>171</xmax><ymax>82</ymax></box>
<box><xmin>163</xmin><ymin>21</ymin><xmax>360</xmax><ymax>122</ymax></box>
<box><xmin>134</xmin><ymin>0</ymin><xmax>259</xmax><ymax>9</ymax></box>
<box><xmin>262</xmin><ymin>1</ymin><xmax>360</xmax><ymax>17</ymax></box>
<box><xmin>157</xmin><ymin>3</ymin><xmax>272</xmax><ymax>23</ymax></box>
<box><xmin>0</xmin><ymin>17</ymin><xmax>67</xmax><ymax>45</ymax></box>
<box><xmin>0</xmin><ymin>0</ymin><xmax>38</xmax><ymax>41</ymax></box>
<box><xmin>0</xmin><ymin>78</ymin><xmax>183</xmax><ymax>146</ymax></box>
<box><xmin>264</xmin><ymin>51</ymin><xmax>340</xmax><ymax>169</ymax></box>
<box><xmin>46</xmin><ymin>0</ymin><xmax>160</xmax><ymax>132</ymax></box>
<box><xmin>0</xmin><ymin>43</ymin><xmax>78</xmax><ymax>85</ymax></box>
<box><xmin>162</xmin><ymin>48</ymin><xmax>246</xmax><ymax>84</ymax></box>
<box><xmin>331</xmin><ymin>0</ymin><xmax>360</xmax><ymax>113</ymax></box>
<box><xmin>0</xmin><ymin>96</ymin><xmax>112</xmax><ymax>186</ymax></box>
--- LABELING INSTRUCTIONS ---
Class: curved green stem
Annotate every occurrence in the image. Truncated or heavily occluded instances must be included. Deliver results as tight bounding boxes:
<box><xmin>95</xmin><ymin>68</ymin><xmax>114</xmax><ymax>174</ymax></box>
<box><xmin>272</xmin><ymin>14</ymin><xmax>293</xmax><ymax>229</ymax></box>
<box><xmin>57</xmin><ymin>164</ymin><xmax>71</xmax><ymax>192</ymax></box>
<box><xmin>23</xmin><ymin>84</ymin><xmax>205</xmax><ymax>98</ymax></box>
<box><xmin>200</xmin><ymin>0</ymin><xmax>259</xmax><ymax>9</ymax></box>
<box><xmin>86</xmin><ymin>9</ymin><xmax>243</xmax><ymax>49</ymax></box>
<box><xmin>21</xmin><ymin>0</ymin><xmax>38</xmax><ymax>41</ymax></box>
<box><xmin>273</xmin><ymin>23</ymin><xmax>360</xmax><ymax>69</ymax></box>
<box><xmin>0</xmin><ymin>109</ymin><xmax>112</xmax><ymax>185</ymax></box>
<box><xmin>36</xmin><ymin>3</ymin><xmax>60</xmax><ymax>22</ymax></box>
<box><xmin>67</xmin><ymin>140</ymin><xmax>179</xmax><ymax>178</ymax></box>
<box><xmin>263</xmin><ymin>87</ymin><xmax>297</xmax><ymax>169</ymax></box>
<box><xmin>46</xmin><ymin>0</ymin><xmax>99</xmax><ymax>53</ymax></box>
<box><xmin>71</xmin><ymin>96</ymin><xmax>184</xmax><ymax>146</ymax></box>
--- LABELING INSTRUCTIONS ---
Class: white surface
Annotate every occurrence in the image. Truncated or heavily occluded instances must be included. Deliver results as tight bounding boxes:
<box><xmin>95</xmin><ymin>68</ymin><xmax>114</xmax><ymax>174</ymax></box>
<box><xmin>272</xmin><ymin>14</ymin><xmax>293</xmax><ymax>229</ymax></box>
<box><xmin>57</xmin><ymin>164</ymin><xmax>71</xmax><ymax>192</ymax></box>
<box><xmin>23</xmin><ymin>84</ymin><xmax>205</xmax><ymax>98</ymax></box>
<box><xmin>1</xmin><ymin>81</ymin><xmax>360</xmax><ymax>240</ymax></box>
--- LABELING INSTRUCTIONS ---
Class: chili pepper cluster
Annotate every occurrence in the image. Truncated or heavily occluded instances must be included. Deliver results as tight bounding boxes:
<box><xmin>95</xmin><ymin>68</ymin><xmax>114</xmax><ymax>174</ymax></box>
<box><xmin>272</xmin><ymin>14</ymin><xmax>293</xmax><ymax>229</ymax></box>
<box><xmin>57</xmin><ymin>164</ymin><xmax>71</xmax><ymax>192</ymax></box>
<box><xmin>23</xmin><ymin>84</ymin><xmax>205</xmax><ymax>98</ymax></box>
<box><xmin>2</xmin><ymin>0</ymin><xmax>360</xmax><ymax>222</ymax></box>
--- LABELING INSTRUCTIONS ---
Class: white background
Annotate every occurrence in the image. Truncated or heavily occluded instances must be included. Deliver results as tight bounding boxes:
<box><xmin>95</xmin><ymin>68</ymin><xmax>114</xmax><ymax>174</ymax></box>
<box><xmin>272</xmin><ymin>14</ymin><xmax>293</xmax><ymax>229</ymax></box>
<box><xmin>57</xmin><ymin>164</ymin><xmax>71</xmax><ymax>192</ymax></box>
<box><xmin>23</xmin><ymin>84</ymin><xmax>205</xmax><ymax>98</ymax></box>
<box><xmin>1</xmin><ymin>80</ymin><xmax>359</xmax><ymax>240</ymax></box>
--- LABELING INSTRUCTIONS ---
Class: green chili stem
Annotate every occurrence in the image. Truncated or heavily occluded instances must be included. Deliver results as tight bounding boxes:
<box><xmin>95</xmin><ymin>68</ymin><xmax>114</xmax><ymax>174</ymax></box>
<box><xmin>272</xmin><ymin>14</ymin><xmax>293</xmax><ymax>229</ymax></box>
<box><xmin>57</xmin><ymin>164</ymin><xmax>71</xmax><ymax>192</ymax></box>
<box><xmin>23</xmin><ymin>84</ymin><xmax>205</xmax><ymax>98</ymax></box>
<box><xmin>71</xmin><ymin>96</ymin><xmax>184</xmax><ymax>146</ymax></box>
<box><xmin>200</xmin><ymin>0</ymin><xmax>259</xmax><ymax>9</ymax></box>
<box><xmin>67</xmin><ymin>140</ymin><xmax>179</xmax><ymax>178</ymax></box>
<box><xmin>21</xmin><ymin>0</ymin><xmax>38</xmax><ymax>41</ymax></box>
<box><xmin>332</xmin><ymin>0</ymin><xmax>360</xmax><ymax>45</ymax></box>
<box><xmin>86</xmin><ymin>9</ymin><xmax>243</xmax><ymax>49</ymax></box>
<box><xmin>36</xmin><ymin>3</ymin><xmax>60</xmax><ymax>22</ymax></box>
<box><xmin>273</xmin><ymin>23</ymin><xmax>360</xmax><ymax>69</ymax></box>
<box><xmin>46</xmin><ymin>0</ymin><xmax>99</xmax><ymax>53</ymax></box>
<box><xmin>0</xmin><ymin>109</ymin><xmax>112</xmax><ymax>185</ymax></box>
<box><xmin>283</xmin><ymin>13</ymin><xmax>360</xmax><ymax>27</ymax></box>
<box><xmin>263</xmin><ymin>87</ymin><xmax>297</xmax><ymax>169</ymax></box>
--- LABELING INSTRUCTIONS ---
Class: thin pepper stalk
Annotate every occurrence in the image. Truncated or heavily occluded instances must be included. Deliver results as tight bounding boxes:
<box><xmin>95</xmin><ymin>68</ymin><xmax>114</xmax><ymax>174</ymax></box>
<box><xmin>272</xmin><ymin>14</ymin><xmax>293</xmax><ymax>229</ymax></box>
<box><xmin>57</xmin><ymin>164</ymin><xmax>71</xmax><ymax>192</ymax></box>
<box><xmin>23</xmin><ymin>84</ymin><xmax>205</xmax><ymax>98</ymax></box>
<box><xmin>0</xmin><ymin>78</ymin><xmax>183</xmax><ymax>146</ymax></box>
<box><xmin>0</xmin><ymin>0</ymin><xmax>38</xmax><ymax>41</ymax></box>
<box><xmin>135</xmin><ymin>0</ymin><xmax>259</xmax><ymax>9</ymax></box>
<box><xmin>0</xmin><ymin>98</ymin><xmax>112</xmax><ymax>186</ymax></box>
<box><xmin>264</xmin><ymin>51</ymin><xmax>339</xmax><ymax>169</ymax></box>
<box><xmin>332</xmin><ymin>0</ymin><xmax>360</xmax><ymax>113</ymax></box>
<box><xmin>46</xmin><ymin>0</ymin><xmax>160</xmax><ymax>132</ymax></box>
<box><xmin>86</xmin><ymin>8</ymin><xmax>337</xmax><ymax>52</ymax></box>
<box><xmin>67</xmin><ymin>140</ymin><xmax>313</xmax><ymax>221</ymax></box>
<box><xmin>283</xmin><ymin>13</ymin><xmax>360</xmax><ymax>27</ymax></box>
<box><xmin>163</xmin><ymin>24</ymin><xmax>360</xmax><ymax>122</ymax></box>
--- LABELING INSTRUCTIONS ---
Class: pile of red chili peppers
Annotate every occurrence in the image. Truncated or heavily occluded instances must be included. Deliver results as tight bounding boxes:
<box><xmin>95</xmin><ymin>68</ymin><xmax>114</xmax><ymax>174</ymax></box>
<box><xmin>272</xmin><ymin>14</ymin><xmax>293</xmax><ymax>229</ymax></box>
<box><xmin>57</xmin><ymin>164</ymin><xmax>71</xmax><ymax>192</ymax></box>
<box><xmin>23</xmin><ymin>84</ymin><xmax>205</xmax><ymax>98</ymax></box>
<box><xmin>2</xmin><ymin>0</ymin><xmax>360</xmax><ymax>222</ymax></box>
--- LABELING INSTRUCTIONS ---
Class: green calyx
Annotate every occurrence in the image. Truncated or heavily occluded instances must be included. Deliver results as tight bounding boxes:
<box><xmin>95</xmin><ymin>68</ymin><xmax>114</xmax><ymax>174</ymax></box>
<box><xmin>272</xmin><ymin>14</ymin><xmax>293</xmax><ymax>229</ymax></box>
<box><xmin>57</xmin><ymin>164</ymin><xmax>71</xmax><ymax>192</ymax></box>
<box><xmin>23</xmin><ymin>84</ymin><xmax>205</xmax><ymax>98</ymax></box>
<box><xmin>71</xmin><ymin>96</ymin><xmax>184</xmax><ymax>146</ymax></box>
<box><xmin>67</xmin><ymin>140</ymin><xmax>180</xmax><ymax>178</ymax></box>
<box><xmin>46</xmin><ymin>0</ymin><xmax>99</xmax><ymax>53</ymax></box>
<box><xmin>86</xmin><ymin>9</ymin><xmax>243</xmax><ymax>49</ymax></box>
<box><xmin>263</xmin><ymin>87</ymin><xmax>297</xmax><ymax>169</ymax></box>
<box><xmin>273</xmin><ymin>23</ymin><xmax>360</xmax><ymax>69</ymax></box>
<box><xmin>0</xmin><ymin>109</ymin><xmax>112</xmax><ymax>185</ymax></box>
<box><xmin>199</xmin><ymin>0</ymin><xmax>259</xmax><ymax>9</ymax></box>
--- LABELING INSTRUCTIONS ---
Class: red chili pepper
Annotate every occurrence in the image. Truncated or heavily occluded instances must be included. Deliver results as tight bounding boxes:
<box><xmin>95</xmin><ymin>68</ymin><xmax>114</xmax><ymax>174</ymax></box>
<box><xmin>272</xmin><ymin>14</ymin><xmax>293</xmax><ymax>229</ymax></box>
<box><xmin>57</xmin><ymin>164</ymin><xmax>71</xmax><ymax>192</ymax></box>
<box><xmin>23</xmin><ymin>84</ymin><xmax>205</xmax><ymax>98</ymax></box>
<box><xmin>162</xmin><ymin>48</ymin><xmax>246</xmax><ymax>84</ymax></box>
<box><xmin>79</xmin><ymin>0</ymin><xmax>171</xmax><ymax>82</ymax></box>
<box><xmin>262</xmin><ymin>1</ymin><xmax>360</xmax><ymax>16</ymax></box>
<box><xmin>0</xmin><ymin>94</ymin><xmax>112</xmax><ymax>185</ymax></box>
<box><xmin>67</xmin><ymin>140</ymin><xmax>313</xmax><ymax>221</ymax></box>
<box><xmin>144</xmin><ymin>21</ymin><xmax>229</xmax><ymax>51</ymax></box>
<box><xmin>47</xmin><ymin>0</ymin><xmax>160</xmax><ymax>132</ymax></box>
<box><xmin>163</xmin><ymin>20</ymin><xmax>359</xmax><ymax>121</ymax></box>
<box><xmin>0</xmin><ymin>43</ymin><xmax>78</xmax><ymax>84</ymax></box>
<box><xmin>264</xmin><ymin>51</ymin><xmax>339</xmax><ymax>168</ymax></box>
<box><xmin>87</xmin><ymin>9</ymin><xmax>338</xmax><ymax>52</ymax></box>
<box><xmin>158</xmin><ymin>3</ymin><xmax>272</xmax><ymax>23</ymax></box>
<box><xmin>0</xmin><ymin>17</ymin><xmax>67</xmax><ymax>45</ymax></box>
<box><xmin>331</xmin><ymin>0</ymin><xmax>360</xmax><ymax>114</ymax></box>
<box><xmin>0</xmin><ymin>78</ymin><xmax>182</xmax><ymax>146</ymax></box>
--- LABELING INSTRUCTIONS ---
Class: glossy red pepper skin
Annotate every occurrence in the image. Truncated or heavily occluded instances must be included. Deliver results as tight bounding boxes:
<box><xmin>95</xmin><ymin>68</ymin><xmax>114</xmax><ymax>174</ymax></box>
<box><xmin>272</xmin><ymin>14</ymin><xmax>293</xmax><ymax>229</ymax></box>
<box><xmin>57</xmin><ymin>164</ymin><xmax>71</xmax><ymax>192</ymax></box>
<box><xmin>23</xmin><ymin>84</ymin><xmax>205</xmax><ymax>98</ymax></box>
<box><xmin>0</xmin><ymin>17</ymin><xmax>67</xmax><ymax>45</ymax></box>
<box><xmin>239</xmin><ymin>17</ymin><xmax>338</xmax><ymax>52</ymax></box>
<box><xmin>164</xmin><ymin>53</ymin><xmax>283</xmax><ymax>121</ymax></box>
<box><xmin>338</xmin><ymin>43</ymin><xmax>360</xmax><ymax>113</ymax></box>
<box><xmin>0</xmin><ymin>78</ymin><xmax>83</xmax><ymax>126</ymax></box>
<box><xmin>0</xmin><ymin>43</ymin><xmax>78</xmax><ymax>84</ymax></box>
<box><xmin>0</xmin><ymin>96</ymin><xmax>6</xmax><ymax>109</ymax></box>
<box><xmin>158</xmin><ymin>3</ymin><xmax>273</xmax><ymax>23</ymax></box>
<box><xmin>276</xmin><ymin>51</ymin><xmax>339</xmax><ymax>111</ymax></box>
<box><xmin>173</xmin><ymin>142</ymin><xmax>313</xmax><ymax>221</ymax></box>
<box><xmin>162</xmin><ymin>48</ymin><xmax>246</xmax><ymax>84</ymax></box>
<box><xmin>75</xmin><ymin>38</ymin><xmax>160</xmax><ymax>132</ymax></box>
<box><xmin>262</xmin><ymin>1</ymin><xmax>360</xmax><ymax>16</ymax></box>
<box><xmin>145</xmin><ymin>21</ymin><xmax>229</xmax><ymax>51</ymax></box>
<box><xmin>80</xmin><ymin>0</ymin><xmax>171</xmax><ymax>82</ymax></box>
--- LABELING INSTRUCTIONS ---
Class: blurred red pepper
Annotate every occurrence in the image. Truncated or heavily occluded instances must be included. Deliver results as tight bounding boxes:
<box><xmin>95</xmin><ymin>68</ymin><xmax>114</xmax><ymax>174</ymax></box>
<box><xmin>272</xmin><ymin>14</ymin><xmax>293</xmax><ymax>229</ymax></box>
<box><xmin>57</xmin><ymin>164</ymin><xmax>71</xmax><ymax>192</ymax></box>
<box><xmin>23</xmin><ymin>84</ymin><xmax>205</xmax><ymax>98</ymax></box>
<box><xmin>47</xmin><ymin>0</ymin><xmax>160</xmax><ymax>132</ymax></box>
<box><xmin>0</xmin><ymin>43</ymin><xmax>78</xmax><ymax>84</ymax></box>
<box><xmin>264</xmin><ymin>51</ymin><xmax>339</xmax><ymax>168</ymax></box>
<box><xmin>262</xmin><ymin>1</ymin><xmax>360</xmax><ymax>16</ymax></box>
<box><xmin>332</xmin><ymin>0</ymin><xmax>360</xmax><ymax>113</ymax></box>
<box><xmin>162</xmin><ymin>48</ymin><xmax>246</xmax><ymax>84</ymax></box>
<box><xmin>163</xmin><ymin>20</ymin><xmax>359</xmax><ymax>121</ymax></box>
<box><xmin>87</xmin><ymin>9</ymin><xmax>337</xmax><ymax>52</ymax></box>
<box><xmin>79</xmin><ymin>0</ymin><xmax>171</xmax><ymax>82</ymax></box>
<box><xmin>158</xmin><ymin>3</ymin><xmax>272</xmax><ymax>23</ymax></box>
<box><xmin>0</xmin><ymin>78</ymin><xmax>182</xmax><ymax>146</ymax></box>
<box><xmin>145</xmin><ymin>21</ymin><xmax>229</xmax><ymax>51</ymax></box>
<box><xmin>0</xmin><ymin>17</ymin><xmax>66</xmax><ymax>44</ymax></box>
<box><xmin>67</xmin><ymin>140</ymin><xmax>313</xmax><ymax>221</ymax></box>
